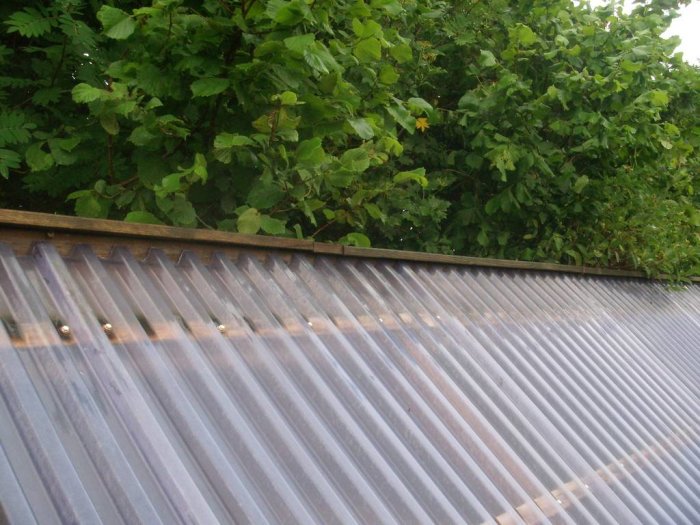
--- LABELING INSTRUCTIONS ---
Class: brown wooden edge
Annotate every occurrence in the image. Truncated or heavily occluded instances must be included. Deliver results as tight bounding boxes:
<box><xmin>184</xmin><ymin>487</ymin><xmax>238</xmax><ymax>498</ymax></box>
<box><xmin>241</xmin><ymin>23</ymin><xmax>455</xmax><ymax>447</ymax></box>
<box><xmin>0</xmin><ymin>209</ymin><xmax>697</xmax><ymax>282</ymax></box>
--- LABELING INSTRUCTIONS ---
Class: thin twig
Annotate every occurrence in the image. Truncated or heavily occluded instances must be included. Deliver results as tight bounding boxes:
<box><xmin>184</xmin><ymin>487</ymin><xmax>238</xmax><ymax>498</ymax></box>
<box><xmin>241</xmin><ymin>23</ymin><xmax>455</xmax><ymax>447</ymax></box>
<box><xmin>196</xmin><ymin>213</ymin><xmax>215</xmax><ymax>229</ymax></box>
<box><xmin>311</xmin><ymin>219</ymin><xmax>336</xmax><ymax>238</ymax></box>
<box><xmin>107</xmin><ymin>135</ymin><xmax>114</xmax><ymax>183</ymax></box>
<box><xmin>49</xmin><ymin>35</ymin><xmax>68</xmax><ymax>88</ymax></box>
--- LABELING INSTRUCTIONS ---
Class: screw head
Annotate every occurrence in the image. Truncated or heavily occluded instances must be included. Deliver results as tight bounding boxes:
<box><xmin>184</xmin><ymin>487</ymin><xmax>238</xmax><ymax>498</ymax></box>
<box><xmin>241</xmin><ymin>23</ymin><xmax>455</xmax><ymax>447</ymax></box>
<box><xmin>217</xmin><ymin>324</ymin><xmax>226</xmax><ymax>333</ymax></box>
<box><xmin>59</xmin><ymin>325</ymin><xmax>71</xmax><ymax>336</ymax></box>
<box><xmin>102</xmin><ymin>323</ymin><xmax>113</xmax><ymax>333</ymax></box>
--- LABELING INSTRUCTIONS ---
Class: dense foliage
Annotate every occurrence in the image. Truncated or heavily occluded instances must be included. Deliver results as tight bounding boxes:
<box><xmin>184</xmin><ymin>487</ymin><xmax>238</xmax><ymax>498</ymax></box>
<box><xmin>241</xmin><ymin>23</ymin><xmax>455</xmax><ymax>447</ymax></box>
<box><xmin>1</xmin><ymin>0</ymin><xmax>698</xmax><ymax>277</ymax></box>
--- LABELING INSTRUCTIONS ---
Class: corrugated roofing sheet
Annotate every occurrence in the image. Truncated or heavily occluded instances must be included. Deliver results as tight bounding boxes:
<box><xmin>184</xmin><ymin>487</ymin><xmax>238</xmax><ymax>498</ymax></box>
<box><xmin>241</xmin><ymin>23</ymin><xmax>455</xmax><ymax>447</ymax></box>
<box><xmin>0</xmin><ymin>241</ymin><xmax>698</xmax><ymax>524</ymax></box>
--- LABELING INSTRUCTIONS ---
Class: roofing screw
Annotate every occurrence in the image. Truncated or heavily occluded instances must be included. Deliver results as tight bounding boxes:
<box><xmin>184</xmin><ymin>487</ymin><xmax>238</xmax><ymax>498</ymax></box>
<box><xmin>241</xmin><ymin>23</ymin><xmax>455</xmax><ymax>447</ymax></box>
<box><xmin>102</xmin><ymin>323</ymin><xmax>113</xmax><ymax>334</ymax></box>
<box><xmin>217</xmin><ymin>324</ymin><xmax>226</xmax><ymax>333</ymax></box>
<box><xmin>307</xmin><ymin>321</ymin><xmax>313</xmax><ymax>327</ymax></box>
<box><xmin>556</xmin><ymin>499</ymin><xmax>562</xmax><ymax>504</ymax></box>
<box><xmin>59</xmin><ymin>325</ymin><xmax>71</xmax><ymax>336</ymax></box>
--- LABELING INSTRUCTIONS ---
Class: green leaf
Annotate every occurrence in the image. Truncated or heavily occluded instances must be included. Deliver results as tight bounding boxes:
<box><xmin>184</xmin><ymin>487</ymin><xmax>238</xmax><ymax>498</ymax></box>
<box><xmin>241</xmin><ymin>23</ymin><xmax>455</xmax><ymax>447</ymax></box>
<box><xmin>352</xmin><ymin>18</ymin><xmax>364</xmax><ymax>37</ymax></box>
<box><xmin>620</xmin><ymin>59</ymin><xmax>643</xmax><ymax>72</ymax></box>
<box><xmin>158</xmin><ymin>173</ymin><xmax>182</xmax><ymax>195</ymax></box>
<box><xmin>124</xmin><ymin>211</ymin><xmax>163</xmax><ymax>224</ymax></box>
<box><xmin>260</xmin><ymin>215</ymin><xmax>287</xmax><ymax>235</ymax></box>
<box><xmin>25</xmin><ymin>143</ymin><xmax>54</xmax><ymax>172</ymax></box>
<box><xmin>156</xmin><ymin>196</ymin><xmax>174</xmax><ymax>214</ymax></box>
<box><xmin>115</xmin><ymin>101</ymin><xmax>138</xmax><ymax>116</ymax></box>
<box><xmin>509</xmin><ymin>24</ymin><xmax>537</xmax><ymax>47</ymax></box>
<box><xmin>386</xmin><ymin>104</ymin><xmax>415</xmax><ymax>134</ymax></box>
<box><xmin>484</xmin><ymin>195</ymin><xmax>500</xmax><ymax>215</ymax></box>
<box><xmin>354</xmin><ymin>38</ymin><xmax>382</xmax><ymax>62</ymax></box>
<box><xmin>296</xmin><ymin>138</ymin><xmax>325</xmax><ymax>168</ymax></box>
<box><xmin>347</xmin><ymin>118</ymin><xmax>374</xmax><ymax>140</ymax></box>
<box><xmin>192</xmin><ymin>153</ymin><xmax>207</xmax><ymax>183</ymax></box>
<box><xmin>191</xmin><ymin>78</ymin><xmax>230</xmax><ymax>97</ymax></box>
<box><xmin>237</xmin><ymin>208</ymin><xmax>262</xmax><ymax>234</ymax></box>
<box><xmin>479</xmin><ymin>50</ymin><xmax>497</xmax><ymax>67</ymax></box>
<box><xmin>0</xmin><ymin>112</ymin><xmax>34</xmax><ymax>147</ymax></box>
<box><xmin>136</xmin><ymin>154</ymin><xmax>168</xmax><ymax>186</ymax></box>
<box><xmin>100</xmin><ymin>113</ymin><xmax>120</xmax><ymax>135</ymax></box>
<box><xmin>32</xmin><ymin>87</ymin><xmax>62</xmax><ymax>106</ymax></box>
<box><xmin>115</xmin><ymin>190</ymin><xmax>135</xmax><ymax>208</ymax></box>
<box><xmin>573</xmin><ymin>175</ymin><xmax>590</xmax><ymax>194</ymax></box>
<box><xmin>5</xmin><ymin>8</ymin><xmax>52</xmax><ymax>38</ymax></box>
<box><xmin>304</xmin><ymin>50</ymin><xmax>328</xmax><ymax>74</ymax></box>
<box><xmin>649</xmin><ymin>90</ymin><xmax>669</xmax><ymax>107</ymax></box>
<box><xmin>339</xmin><ymin>232</ymin><xmax>371</xmax><ymax>247</ymax></box>
<box><xmin>689</xmin><ymin>212</ymin><xmax>700</xmax><ymax>227</ymax></box>
<box><xmin>304</xmin><ymin>44</ymin><xmax>341</xmax><ymax>74</ymax></box>
<box><xmin>352</xmin><ymin>19</ymin><xmax>382</xmax><ymax>38</ymax></box>
<box><xmin>379</xmin><ymin>65</ymin><xmax>399</xmax><ymax>85</ymax></box>
<box><xmin>326</xmin><ymin>169</ymin><xmax>356</xmax><ymax>188</ymax></box>
<box><xmin>266</xmin><ymin>0</ymin><xmax>309</xmax><ymax>25</ymax></box>
<box><xmin>371</xmin><ymin>0</ymin><xmax>404</xmax><ymax>15</ymax></box>
<box><xmin>277</xmin><ymin>91</ymin><xmax>298</xmax><ymax>105</ymax></box>
<box><xmin>72</xmin><ymin>83</ymin><xmax>105</xmax><ymax>103</ymax></box>
<box><xmin>0</xmin><ymin>149</ymin><xmax>21</xmax><ymax>179</ymax></box>
<box><xmin>364</xmin><ymin>202</ymin><xmax>385</xmax><ymax>221</ymax></box>
<box><xmin>66</xmin><ymin>190</ymin><xmax>91</xmax><ymax>200</ymax></box>
<box><xmin>145</xmin><ymin>97</ymin><xmax>164</xmax><ymax>110</ymax></box>
<box><xmin>485</xmin><ymin>144</ymin><xmax>519</xmax><ymax>181</ymax></box>
<box><xmin>128</xmin><ymin>126</ymin><xmax>157</xmax><ymax>146</ymax></box>
<box><xmin>565</xmin><ymin>249</ymin><xmax>582</xmax><ymax>266</ymax></box>
<box><xmin>293</xmin><ymin>224</ymin><xmax>304</xmax><ymax>239</ymax></box>
<box><xmin>284</xmin><ymin>34</ymin><xmax>315</xmax><ymax>54</ymax></box>
<box><xmin>340</xmin><ymin>148</ymin><xmax>370</xmax><ymax>172</ymax></box>
<box><xmin>497</xmin><ymin>231</ymin><xmax>510</xmax><ymax>246</ymax></box>
<box><xmin>47</xmin><ymin>138</ymin><xmax>78</xmax><ymax>166</ymax></box>
<box><xmin>248</xmin><ymin>183</ymin><xmax>285</xmax><ymax>209</ymax></box>
<box><xmin>477</xmin><ymin>228</ymin><xmax>489</xmax><ymax>247</ymax></box>
<box><xmin>389</xmin><ymin>43</ymin><xmax>412</xmax><ymax>63</ymax></box>
<box><xmin>217</xmin><ymin>219</ymin><xmax>237</xmax><ymax>232</ymax></box>
<box><xmin>169</xmin><ymin>198</ymin><xmax>197</xmax><ymax>226</ymax></box>
<box><xmin>97</xmin><ymin>6</ymin><xmax>136</xmax><ymax>40</ymax></box>
<box><xmin>214</xmin><ymin>133</ymin><xmax>255</xmax><ymax>149</ymax></box>
<box><xmin>407</xmin><ymin>97</ymin><xmax>432</xmax><ymax>115</ymax></box>
<box><xmin>75</xmin><ymin>195</ymin><xmax>103</xmax><ymax>218</ymax></box>
<box><xmin>394</xmin><ymin>167</ymin><xmax>428</xmax><ymax>188</ymax></box>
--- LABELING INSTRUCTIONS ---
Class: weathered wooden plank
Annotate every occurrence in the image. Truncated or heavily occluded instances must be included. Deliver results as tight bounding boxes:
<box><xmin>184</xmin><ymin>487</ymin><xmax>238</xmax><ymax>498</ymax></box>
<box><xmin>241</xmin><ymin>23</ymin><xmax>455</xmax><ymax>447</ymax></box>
<box><xmin>312</xmin><ymin>242</ymin><xmax>344</xmax><ymax>255</ymax></box>
<box><xmin>342</xmin><ymin>246</ymin><xmax>648</xmax><ymax>279</ymax></box>
<box><xmin>0</xmin><ymin>209</ymin><xmax>697</xmax><ymax>281</ymax></box>
<box><xmin>0</xmin><ymin>209</ymin><xmax>314</xmax><ymax>252</ymax></box>
<box><xmin>0</xmin><ymin>228</ymin><xmax>290</xmax><ymax>265</ymax></box>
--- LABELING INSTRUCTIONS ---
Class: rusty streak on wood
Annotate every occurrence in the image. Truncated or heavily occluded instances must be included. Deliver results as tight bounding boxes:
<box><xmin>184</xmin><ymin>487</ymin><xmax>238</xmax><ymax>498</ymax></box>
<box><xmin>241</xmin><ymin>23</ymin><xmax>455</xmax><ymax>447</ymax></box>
<box><xmin>0</xmin><ymin>209</ymin><xmax>697</xmax><ymax>282</ymax></box>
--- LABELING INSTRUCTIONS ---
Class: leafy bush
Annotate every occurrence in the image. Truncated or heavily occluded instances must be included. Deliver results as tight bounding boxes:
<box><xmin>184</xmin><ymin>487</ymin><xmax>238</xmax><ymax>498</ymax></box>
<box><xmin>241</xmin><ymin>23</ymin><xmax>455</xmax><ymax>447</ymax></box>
<box><xmin>0</xmin><ymin>0</ymin><xmax>698</xmax><ymax>276</ymax></box>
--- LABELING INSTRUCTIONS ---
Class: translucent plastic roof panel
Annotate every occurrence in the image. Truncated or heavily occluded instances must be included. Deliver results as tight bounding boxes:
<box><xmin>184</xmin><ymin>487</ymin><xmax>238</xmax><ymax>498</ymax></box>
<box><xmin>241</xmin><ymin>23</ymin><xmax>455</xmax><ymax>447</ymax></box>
<box><xmin>0</xmin><ymin>242</ymin><xmax>698</xmax><ymax>524</ymax></box>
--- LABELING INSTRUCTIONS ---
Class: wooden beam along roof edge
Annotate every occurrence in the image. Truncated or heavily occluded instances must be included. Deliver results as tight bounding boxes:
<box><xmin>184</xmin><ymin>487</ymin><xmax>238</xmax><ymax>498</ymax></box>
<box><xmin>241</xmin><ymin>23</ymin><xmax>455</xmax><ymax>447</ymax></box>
<box><xmin>0</xmin><ymin>209</ymin><xmax>696</xmax><ymax>282</ymax></box>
